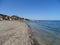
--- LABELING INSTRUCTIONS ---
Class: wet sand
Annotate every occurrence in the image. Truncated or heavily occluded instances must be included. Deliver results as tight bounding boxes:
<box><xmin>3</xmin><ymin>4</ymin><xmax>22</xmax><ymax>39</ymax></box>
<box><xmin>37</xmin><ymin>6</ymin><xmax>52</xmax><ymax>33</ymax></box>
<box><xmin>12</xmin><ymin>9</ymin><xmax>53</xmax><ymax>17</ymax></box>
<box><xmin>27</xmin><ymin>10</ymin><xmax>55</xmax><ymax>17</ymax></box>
<box><xmin>0</xmin><ymin>21</ymin><xmax>35</xmax><ymax>45</ymax></box>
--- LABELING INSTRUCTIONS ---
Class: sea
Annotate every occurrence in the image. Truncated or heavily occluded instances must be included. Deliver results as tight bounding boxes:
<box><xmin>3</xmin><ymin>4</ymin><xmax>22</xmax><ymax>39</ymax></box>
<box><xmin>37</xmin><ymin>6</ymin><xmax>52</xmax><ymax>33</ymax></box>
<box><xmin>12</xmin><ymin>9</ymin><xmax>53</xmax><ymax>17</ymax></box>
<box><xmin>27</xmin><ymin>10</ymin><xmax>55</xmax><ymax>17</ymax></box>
<box><xmin>26</xmin><ymin>20</ymin><xmax>60</xmax><ymax>45</ymax></box>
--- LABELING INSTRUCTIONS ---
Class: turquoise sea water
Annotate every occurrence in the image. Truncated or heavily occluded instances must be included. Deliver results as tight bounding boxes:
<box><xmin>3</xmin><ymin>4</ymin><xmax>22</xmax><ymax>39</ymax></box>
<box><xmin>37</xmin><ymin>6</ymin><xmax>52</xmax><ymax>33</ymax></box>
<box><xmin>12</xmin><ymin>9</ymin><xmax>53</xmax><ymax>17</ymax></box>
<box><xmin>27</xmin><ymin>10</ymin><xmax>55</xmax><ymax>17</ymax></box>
<box><xmin>27</xmin><ymin>20</ymin><xmax>60</xmax><ymax>45</ymax></box>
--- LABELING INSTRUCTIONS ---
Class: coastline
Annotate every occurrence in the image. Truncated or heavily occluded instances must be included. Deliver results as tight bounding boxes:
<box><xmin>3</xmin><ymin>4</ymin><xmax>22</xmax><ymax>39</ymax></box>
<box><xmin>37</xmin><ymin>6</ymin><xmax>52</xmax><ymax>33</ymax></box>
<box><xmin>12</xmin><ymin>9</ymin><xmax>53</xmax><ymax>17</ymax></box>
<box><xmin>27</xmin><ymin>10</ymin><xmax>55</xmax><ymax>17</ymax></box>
<box><xmin>0</xmin><ymin>21</ymin><xmax>40</xmax><ymax>45</ymax></box>
<box><xmin>27</xmin><ymin>24</ymin><xmax>40</xmax><ymax>45</ymax></box>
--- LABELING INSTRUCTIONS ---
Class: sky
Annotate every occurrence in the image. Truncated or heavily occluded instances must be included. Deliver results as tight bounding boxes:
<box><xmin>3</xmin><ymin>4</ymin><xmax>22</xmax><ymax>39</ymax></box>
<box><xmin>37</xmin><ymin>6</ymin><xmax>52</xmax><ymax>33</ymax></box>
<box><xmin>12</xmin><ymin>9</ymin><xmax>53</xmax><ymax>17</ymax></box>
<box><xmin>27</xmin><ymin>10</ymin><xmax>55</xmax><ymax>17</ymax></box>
<box><xmin>0</xmin><ymin>0</ymin><xmax>60</xmax><ymax>20</ymax></box>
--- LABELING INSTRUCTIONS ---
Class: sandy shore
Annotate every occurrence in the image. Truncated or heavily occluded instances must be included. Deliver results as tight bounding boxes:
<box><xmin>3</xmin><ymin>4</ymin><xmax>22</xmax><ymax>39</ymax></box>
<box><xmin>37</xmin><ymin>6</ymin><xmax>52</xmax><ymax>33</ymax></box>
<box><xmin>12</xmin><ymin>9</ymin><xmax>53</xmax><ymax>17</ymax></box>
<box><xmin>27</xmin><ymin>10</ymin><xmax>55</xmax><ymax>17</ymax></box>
<box><xmin>0</xmin><ymin>21</ymin><xmax>35</xmax><ymax>45</ymax></box>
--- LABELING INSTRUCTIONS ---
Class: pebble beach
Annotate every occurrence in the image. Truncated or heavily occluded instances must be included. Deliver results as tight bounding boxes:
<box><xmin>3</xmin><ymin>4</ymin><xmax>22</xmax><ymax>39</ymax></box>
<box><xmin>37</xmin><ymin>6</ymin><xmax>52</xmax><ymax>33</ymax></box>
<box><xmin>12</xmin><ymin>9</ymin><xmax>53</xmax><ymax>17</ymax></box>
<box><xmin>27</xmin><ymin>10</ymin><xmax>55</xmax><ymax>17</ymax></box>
<box><xmin>0</xmin><ymin>21</ymin><xmax>38</xmax><ymax>45</ymax></box>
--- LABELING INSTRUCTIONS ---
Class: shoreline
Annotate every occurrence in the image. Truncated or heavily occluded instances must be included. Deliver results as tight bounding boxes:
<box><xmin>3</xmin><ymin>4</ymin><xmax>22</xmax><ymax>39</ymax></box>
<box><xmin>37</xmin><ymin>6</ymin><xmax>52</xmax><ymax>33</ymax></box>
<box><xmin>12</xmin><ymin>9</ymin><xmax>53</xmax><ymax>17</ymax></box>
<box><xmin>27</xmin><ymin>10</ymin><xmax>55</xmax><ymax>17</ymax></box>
<box><xmin>27</xmin><ymin>24</ymin><xmax>40</xmax><ymax>45</ymax></box>
<box><xmin>0</xmin><ymin>21</ymin><xmax>40</xmax><ymax>45</ymax></box>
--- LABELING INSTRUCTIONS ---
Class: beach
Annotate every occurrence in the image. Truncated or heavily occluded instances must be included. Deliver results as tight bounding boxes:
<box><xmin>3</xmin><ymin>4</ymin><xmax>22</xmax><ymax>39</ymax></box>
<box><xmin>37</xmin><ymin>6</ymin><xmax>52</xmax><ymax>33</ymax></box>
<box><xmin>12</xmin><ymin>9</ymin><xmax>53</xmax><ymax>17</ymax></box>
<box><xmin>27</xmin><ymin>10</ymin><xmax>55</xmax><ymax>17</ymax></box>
<box><xmin>0</xmin><ymin>21</ymin><xmax>37</xmax><ymax>45</ymax></box>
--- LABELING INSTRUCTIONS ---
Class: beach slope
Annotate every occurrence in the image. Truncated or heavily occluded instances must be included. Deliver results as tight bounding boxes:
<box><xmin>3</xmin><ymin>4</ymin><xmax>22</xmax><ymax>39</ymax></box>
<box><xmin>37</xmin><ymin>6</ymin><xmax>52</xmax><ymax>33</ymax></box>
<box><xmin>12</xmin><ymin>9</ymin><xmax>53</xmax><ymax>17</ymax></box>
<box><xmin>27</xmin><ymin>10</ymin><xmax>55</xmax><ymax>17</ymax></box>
<box><xmin>0</xmin><ymin>21</ymin><xmax>33</xmax><ymax>45</ymax></box>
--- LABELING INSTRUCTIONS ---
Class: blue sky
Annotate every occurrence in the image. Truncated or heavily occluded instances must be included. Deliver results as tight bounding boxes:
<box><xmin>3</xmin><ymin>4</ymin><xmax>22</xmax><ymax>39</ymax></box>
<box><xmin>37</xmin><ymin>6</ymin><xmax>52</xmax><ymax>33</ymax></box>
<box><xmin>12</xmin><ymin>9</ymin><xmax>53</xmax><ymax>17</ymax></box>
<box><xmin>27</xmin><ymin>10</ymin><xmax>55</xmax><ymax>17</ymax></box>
<box><xmin>0</xmin><ymin>0</ymin><xmax>60</xmax><ymax>20</ymax></box>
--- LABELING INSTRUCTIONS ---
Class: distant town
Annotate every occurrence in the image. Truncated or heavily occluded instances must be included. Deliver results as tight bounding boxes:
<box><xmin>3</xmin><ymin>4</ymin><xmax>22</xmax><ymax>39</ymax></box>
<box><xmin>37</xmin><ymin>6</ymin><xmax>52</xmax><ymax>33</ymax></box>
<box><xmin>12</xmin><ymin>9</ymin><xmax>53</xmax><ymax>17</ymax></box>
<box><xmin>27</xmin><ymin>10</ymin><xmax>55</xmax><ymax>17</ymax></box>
<box><xmin>0</xmin><ymin>14</ymin><xmax>30</xmax><ymax>21</ymax></box>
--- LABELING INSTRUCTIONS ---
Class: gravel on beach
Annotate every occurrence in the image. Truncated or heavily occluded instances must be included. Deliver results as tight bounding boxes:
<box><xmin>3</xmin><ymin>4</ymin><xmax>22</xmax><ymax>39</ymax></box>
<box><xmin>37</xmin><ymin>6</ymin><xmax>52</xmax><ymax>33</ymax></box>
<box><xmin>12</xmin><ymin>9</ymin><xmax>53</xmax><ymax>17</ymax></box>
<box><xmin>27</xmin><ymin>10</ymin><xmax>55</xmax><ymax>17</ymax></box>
<box><xmin>0</xmin><ymin>21</ymin><xmax>35</xmax><ymax>45</ymax></box>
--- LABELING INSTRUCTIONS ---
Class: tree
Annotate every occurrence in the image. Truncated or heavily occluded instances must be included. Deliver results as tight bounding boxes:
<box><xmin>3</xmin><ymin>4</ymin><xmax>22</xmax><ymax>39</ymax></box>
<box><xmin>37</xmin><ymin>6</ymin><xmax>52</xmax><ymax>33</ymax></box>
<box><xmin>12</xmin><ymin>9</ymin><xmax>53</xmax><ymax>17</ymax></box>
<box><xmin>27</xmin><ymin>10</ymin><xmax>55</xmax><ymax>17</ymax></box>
<box><xmin>11</xmin><ymin>15</ymin><xmax>20</xmax><ymax>20</ymax></box>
